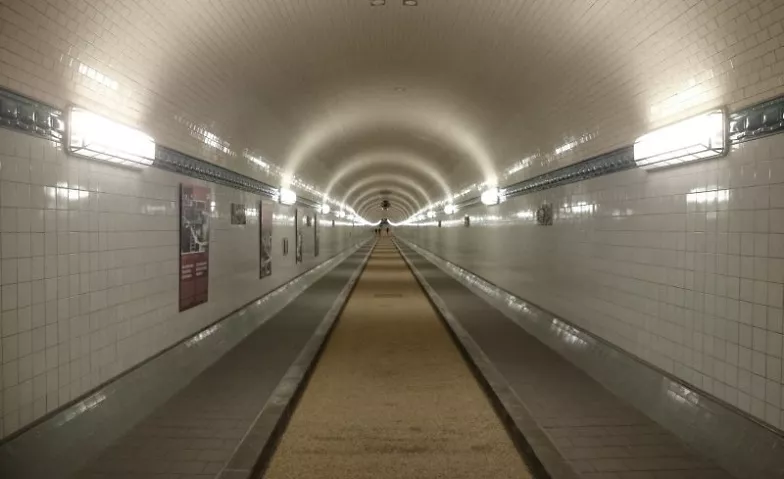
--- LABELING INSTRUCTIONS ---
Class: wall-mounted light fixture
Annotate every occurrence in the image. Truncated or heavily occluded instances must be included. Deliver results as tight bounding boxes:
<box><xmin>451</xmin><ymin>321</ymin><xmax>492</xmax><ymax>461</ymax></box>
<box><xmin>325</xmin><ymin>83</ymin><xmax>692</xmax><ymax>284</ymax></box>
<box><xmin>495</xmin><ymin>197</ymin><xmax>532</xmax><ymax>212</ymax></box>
<box><xmin>443</xmin><ymin>204</ymin><xmax>456</xmax><ymax>215</ymax></box>
<box><xmin>480</xmin><ymin>188</ymin><xmax>502</xmax><ymax>206</ymax></box>
<box><xmin>67</xmin><ymin>107</ymin><xmax>155</xmax><ymax>168</ymax></box>
<box><xmin>321</xmin><ymin>204</ymin><xmax>331</xmax><ymax>215</ymax></box>
<box><xmin>634</xmin><ymin>109</ymin><xmax>726</xmax><ymax>170</ymax></box>
<box><xmin>279</xmin><ymin>188</ymin><xmax>297</xmax><ymax>205</ymax></box>
<box><xmin>427</xmin><ymin>210</ymin><xmax>436</xmax><ymax>218</ymax></box>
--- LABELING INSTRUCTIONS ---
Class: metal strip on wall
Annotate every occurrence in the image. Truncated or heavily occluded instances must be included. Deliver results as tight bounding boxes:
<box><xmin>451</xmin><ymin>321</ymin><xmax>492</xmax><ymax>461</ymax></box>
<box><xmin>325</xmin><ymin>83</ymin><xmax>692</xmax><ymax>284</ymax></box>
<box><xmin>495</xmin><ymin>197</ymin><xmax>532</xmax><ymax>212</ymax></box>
<box><xmin>503</xmin><ymin>146</ymin><xmax>636</xmax><ymax>198</ymax></box>
<box><xmin>0</xmin><ymin>87</ymin><xmax>316</xmax><ymax>207</ymax></box>
<box><xmin>3</xmin><ymin>87</ymin><xmax>784</xmax><ymax>213</ymax></box>
<box><xmin>459</xmin><ymin>95</ymin><xmax>784</xmax><ymax>207</ymax></box>
<box><xmin>730</xmin><ymin>95</ymin><xmax>784</xmax><ymax>144</ymax></box>
<box><xmin>155</xmin><ymin>146</ymin><xmax>279</xmax><ymax>199</ymax></box>
<box><xmin>0</xmin><ymin>88</ymin><xmax>64</xmax><ymax>142</ymax></box>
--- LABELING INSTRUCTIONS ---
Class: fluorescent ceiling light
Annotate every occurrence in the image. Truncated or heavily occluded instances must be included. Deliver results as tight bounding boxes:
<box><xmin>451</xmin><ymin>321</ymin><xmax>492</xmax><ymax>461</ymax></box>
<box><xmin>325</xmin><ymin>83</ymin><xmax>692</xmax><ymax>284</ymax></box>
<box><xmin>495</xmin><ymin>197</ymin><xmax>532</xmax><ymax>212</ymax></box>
<box><xmin>427</xmin><ymin>210</ymin><xmax>436</xmax><ymax>218</ymax></box>
<box><xmin>279</xmin><ymin>188</ymin><xmax>297</xmax><ymax>205</ymax></box>
<box><xmin>67</xmin><ymin>107</ymin><xmax>155</xmax><ymax>168</ymax></box>
<box><xmin>321</xmin><ymin>204</ymin><xmax>331</xmax><ymax>215</ymax></box>
<box><xmin>634</xmin><ymin>109</ymin><xmax>726</xmax><ymax>170</ymax></box>
<box><xmin>481</xmin><ymin>188</ymin><xmax>501</xmax><ymax>206</ymax></box>
<box><xmin>444</xmin><ymin>204</ymin><xmax>456</xmax><ymax>215</ymax></box>
<box><xmin>336</xmin><ymin>210</ymin><xmax>346</xmax><ymax>218</ymax></box>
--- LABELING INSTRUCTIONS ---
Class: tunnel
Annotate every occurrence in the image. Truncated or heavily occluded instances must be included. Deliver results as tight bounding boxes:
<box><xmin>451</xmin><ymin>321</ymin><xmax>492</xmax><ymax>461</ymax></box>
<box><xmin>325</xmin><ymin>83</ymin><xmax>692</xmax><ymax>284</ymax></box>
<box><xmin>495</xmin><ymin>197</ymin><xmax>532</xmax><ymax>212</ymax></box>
<box><xmin>1</xmin><ymin>0</ymin><xmax>784</xmax><ymax>477</ymax></box>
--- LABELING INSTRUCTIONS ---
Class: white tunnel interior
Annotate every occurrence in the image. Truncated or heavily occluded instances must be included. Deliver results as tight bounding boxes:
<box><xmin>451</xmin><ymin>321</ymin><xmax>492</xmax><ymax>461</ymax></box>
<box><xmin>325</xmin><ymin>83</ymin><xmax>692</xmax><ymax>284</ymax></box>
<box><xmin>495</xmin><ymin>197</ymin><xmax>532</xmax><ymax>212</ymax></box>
<box><xmin>6</xmin><ymin>0</ymin><xmax>782</xmax><ymax>220</ymax></box>
<box><xmin>1</xmin><ymin>0</ymin><xmax>784</xmax><ymax>449</ymax></box>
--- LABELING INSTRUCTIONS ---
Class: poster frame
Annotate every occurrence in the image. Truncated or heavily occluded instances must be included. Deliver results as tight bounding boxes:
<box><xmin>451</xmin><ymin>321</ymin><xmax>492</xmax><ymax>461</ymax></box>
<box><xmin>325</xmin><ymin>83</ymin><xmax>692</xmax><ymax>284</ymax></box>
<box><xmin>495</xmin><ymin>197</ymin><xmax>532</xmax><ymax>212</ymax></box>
<box><xmin>259</xmin><ymin>200</ymin><xmax>272</xmax><ymax>278</ymax></box>
<box><xmin>179</xmin><ymin>183</ymin><xmax>211</xmax><ymax>312</ymax></box>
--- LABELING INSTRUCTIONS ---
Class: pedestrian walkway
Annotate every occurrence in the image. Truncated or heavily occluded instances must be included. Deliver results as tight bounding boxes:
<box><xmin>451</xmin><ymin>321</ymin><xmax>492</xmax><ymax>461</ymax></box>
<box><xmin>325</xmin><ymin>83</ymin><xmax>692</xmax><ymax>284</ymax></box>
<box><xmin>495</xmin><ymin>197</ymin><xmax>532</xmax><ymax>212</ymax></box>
<box><xmin>264</xmin><ymin>239</ymin><xmax>531</xmax><ymax>479</ymax></box>
<box><xmin>398</xmin><ymin>241</ymin><xmax>736</xmax><ymax>479</ymax></box>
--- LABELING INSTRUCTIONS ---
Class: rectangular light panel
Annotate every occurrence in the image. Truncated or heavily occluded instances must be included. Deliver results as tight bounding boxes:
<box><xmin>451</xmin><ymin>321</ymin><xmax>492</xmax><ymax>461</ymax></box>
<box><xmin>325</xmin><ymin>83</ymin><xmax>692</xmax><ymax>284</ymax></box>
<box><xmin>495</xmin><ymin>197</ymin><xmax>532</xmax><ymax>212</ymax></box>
<box><xmin>634</xmin><ymin>109</ymin><xmax>726</xmax><ymax>170</ymax></box>
<box><xmin>481</xmin><ymin>188</ymin><xmax>502</xmax><ymax>206</ymax></box>
<box><xmin>68</xmin><ymin>107</ymin><xmax>155</xmax><ymax>168</ymax></box>
<box><xmin>279</xmin><ymin>188</ymin><xmax>297</xmax><ymax>205</ymax></box>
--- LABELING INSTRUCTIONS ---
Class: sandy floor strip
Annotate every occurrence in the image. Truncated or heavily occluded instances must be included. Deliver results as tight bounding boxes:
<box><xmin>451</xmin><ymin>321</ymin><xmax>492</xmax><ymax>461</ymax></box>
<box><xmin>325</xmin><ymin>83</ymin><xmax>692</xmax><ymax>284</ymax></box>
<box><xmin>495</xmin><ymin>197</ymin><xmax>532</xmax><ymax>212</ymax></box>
<box><xmin>263</xmin><ymin>239</ymin><xmax>531</xmax><ymax>479</ymax></box>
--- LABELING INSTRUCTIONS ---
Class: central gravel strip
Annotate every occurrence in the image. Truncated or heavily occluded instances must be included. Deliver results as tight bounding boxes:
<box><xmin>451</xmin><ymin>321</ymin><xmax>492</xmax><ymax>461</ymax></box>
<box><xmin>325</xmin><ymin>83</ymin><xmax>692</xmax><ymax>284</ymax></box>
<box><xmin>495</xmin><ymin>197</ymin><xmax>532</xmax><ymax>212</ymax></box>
<box><xmin>263</xmin><ymin>239</ymin><xmax>531</xmax><ymax>479</ymax></box>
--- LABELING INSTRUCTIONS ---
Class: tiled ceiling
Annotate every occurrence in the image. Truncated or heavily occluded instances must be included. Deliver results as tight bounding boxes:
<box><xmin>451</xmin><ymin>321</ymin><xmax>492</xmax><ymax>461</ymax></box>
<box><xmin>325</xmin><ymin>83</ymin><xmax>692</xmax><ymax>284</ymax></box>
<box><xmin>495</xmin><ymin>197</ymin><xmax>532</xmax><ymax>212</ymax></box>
<box><xmin>1</xmin><ymin>0</ymin><xmax>784</xmax><ymax>219</ymax></box>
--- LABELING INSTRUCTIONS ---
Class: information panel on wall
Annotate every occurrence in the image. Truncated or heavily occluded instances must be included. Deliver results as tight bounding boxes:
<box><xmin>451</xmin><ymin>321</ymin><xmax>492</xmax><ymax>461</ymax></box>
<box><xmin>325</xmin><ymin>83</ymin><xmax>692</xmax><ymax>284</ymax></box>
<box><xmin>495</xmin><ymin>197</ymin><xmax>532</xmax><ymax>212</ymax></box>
<box><xmin>179</xmin><ymin>184</ymin><xmax>210</xmax><ymax>311</ymax></box>
<box><xmin>314</xmin><ymin>213</ymin><xmax>320</xmax><ymax>257</ymax></box>
<box><xmin>295</xmin><ymin>209</ymin><xmax>303</xmax><ymax>263</ymax></box>
<box><xmin>230</xmin><ymin>203</ymin><xmax>247</xmax><ymax>225</ymax></box>
<box><xmin>260</xmin><ymin>200</ymin><xmax>272</xmax><ymax>278</ymax></box>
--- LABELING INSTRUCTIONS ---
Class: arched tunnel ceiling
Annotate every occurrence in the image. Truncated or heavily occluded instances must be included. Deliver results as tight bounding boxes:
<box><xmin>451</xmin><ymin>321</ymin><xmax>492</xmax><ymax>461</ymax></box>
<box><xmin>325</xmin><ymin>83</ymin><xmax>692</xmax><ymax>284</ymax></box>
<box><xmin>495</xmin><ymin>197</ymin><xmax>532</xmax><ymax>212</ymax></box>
<box><xmin>3</xmin><ymin>0</ymin><xmax>783</xmax><ymax>220</ymax></box>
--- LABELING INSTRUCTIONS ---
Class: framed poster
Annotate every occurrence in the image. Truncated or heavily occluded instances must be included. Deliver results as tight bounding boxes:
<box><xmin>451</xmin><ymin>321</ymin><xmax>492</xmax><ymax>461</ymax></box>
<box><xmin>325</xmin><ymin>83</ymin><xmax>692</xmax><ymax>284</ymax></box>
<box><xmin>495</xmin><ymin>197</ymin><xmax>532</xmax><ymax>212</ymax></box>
<box><xmin>295</xmin><ymin>209</ymin><xmax>303</xmax><ymax>263</ymax></box>
<box><xmin>314</xmin><ymin>213</ymin><xmax>320</xmax><ymax>257</ymax></box>
<box><xmin>536</xmin><ymin>203</ymin><xmax>554</xmax><ymax>225</ymax></box>
<box><xmin>179</xmin><ymin>184</ymin><xmax>210</xmax><ymax>311</ymax></box>
<box><xmin>259</xmin><ymin>200</ymin><xmax>272</xmax><ymax>278</ymax></box>
<box><xmin>231</xmin><ymin>203</ymin><xmax>247</xmax><ymax>225</ymax></box>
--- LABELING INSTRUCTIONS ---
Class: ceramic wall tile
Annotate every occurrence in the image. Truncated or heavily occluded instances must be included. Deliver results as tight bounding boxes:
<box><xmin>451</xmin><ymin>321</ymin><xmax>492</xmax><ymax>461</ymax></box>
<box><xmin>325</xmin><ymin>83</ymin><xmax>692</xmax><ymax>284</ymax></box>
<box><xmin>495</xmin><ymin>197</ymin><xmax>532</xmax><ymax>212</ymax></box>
<box><xmin>0</xmin><ymin>128</ymin><xmax>370</xmax><ymax>438</ymax></box>
<box><xmin>402</xmin><ymin>133</ymin><xmax>784</xmax><ymax>433</ymax></box>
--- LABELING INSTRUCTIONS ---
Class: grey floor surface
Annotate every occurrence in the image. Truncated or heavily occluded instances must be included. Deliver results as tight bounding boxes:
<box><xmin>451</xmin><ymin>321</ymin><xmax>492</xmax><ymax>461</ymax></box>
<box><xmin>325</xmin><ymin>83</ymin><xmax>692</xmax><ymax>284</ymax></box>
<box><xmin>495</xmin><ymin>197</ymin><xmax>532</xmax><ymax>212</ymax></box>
<box><xmin>399</xmin><ymin>243</ymin><xmax>735</xmax><ymax>479</ymax></box>
<box><xmin>3</xmin><ymin>240</ymin><xmax>741</xmax><ymax>479</ymax></box>
<box><xmin>73</xmin><ymin>247</ymin><xmax>370</xmax><ymax>479</ymax></box>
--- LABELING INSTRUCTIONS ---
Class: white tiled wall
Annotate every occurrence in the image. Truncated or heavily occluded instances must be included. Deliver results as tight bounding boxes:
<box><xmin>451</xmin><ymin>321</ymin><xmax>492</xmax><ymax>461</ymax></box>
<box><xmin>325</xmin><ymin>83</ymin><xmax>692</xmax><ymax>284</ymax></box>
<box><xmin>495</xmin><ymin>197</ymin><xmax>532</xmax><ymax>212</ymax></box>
<box><xmin>3</xmin><ymin>0</ymin><xmax>784</xmax><ymax>207</ymax></box>
<box><xmin>1</xmin><ymin>0</ymin><xmax>783</xmax><ymax>440</ymax></box>
<box><xmin>0</xmin><ymin>127</ymin><xmax>369</xmax><ymax>439</ymax></box>
<box><xmin>401</xmin><ymin>133</ymin><xmax>784</xmax><ymax>432</ymax></box>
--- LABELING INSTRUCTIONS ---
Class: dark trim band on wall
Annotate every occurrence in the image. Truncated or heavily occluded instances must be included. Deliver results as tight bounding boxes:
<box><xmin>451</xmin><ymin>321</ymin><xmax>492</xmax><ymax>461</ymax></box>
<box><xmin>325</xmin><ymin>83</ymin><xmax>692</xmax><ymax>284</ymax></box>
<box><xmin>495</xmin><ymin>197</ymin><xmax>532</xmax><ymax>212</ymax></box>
<box><xmin>452</xmin><ymin>147</ymin><xmax>636</xmax><ymax>210</ymax></box>
<box><xmin>457</xmin><ymin>95</ymin><xmax>784</xmax><ymax>209</ymax></box>
<box><xmin>503</xmin><ymin>146</ymin><xmax>635</xmax><ymax>199</ymax></box>
<box><xmin>155</xmin><ymin>146</ymin><xmax>279</xmax><ymax>199</ymax></box>
<box><xmin>0</xmin><ymin>88</ymin><xmax>64</xmax><ymax>142</ymax></box>
<box><xmin>730</xmin><ymin>94</ymin><xmax>784</xmax><ymax>144</ymax></box>
<box><xmin>3</xmin><ymin>87</ymin><xmax>784</xmax><ymax>214</ymax></box>
<box><xmin>0</xmin><ymin>87</ymin><xmax>318</xmax><ymax>208</ymax></box>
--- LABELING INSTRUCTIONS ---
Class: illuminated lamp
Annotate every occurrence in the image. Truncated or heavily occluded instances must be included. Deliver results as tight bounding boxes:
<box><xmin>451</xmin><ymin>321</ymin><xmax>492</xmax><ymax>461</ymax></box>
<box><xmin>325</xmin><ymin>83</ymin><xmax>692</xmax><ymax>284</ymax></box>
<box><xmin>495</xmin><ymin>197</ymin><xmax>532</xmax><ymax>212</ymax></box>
<box><xmin>67</xmin><ymin>107</ymin><xmax>155</xmax><ymax>168</ymax></box>
<box><xmin>481</xmin><ymin>188</ymin><xmax>501</xmax><ymax>206</ymax></box>
<box><xmin>634</xmin><ymin>109</ymin><xmax>726</xmax><ymax>170</ymax></box>
<box><xmin>279</xmin><ymin>188</ymin><xmax>297</xmax><ymax>205</ymax></box>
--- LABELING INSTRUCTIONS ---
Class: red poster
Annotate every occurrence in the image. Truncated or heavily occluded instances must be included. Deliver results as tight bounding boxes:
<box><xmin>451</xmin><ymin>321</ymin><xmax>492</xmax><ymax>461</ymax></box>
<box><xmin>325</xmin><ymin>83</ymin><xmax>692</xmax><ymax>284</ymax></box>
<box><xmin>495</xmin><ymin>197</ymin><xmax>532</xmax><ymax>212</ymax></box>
<box><xmin>179</xmin><ymin>184</ymin><xmax>211</xmax><ymax>311</ymax></box>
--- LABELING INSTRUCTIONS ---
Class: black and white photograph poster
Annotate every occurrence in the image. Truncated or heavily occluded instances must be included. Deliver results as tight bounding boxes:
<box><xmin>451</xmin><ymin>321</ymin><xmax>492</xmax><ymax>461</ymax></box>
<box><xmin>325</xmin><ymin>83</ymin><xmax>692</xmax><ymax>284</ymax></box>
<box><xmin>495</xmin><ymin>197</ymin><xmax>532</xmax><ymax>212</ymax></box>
<box><xmin>230</xmin><ymin>203</ymin><xmax>247</xmax><ymax>225</ymax></box>
<box><xmin>259</xmin><ymin>201</ymin><xmax>272</xmax><ymax>278</ymax></box>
